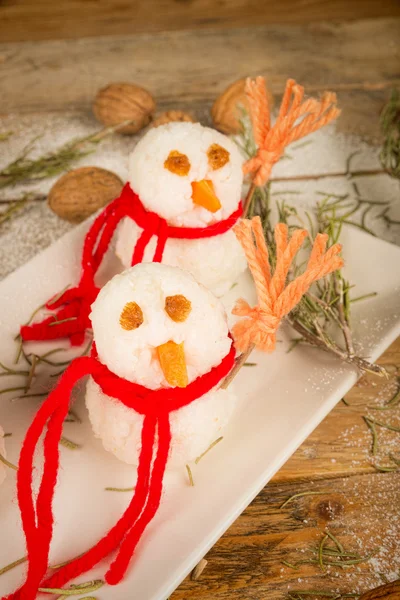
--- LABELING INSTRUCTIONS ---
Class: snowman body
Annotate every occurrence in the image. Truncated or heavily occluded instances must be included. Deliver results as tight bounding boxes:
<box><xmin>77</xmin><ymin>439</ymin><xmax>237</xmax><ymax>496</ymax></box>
<box><xmin>86</xmin><ymin>380</ymin><xmax>235</xmax><ymax>467</ymax></box>
<box><xmin>115</xmin><ymin>122</ymin><xmax>247</xmax><ymax>296</ymax></box>
<box><xmin>85</xmin><ymin>263</ymin><xmax>237</xmax><ymax>468</ymax></box>
<box><xmin>0</xmin><ymin>425</ymin><xmax>6</xmax><ymax>485</ymax></box>
<box><xmin>116</xmin><ymin>224</ymin><xmax>243</xmax><ymax>297</ymax></box>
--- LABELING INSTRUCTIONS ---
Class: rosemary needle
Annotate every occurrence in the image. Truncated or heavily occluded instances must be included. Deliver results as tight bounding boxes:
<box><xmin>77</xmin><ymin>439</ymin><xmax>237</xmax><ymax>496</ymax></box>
<box><xmin>0</xmin><ymin>385</ymin><xmax>26</xmax><ymax>395</ymax></box>
<box><xmin>0</xmin><ymin>361</ymin><xmax>29</xmax><ymax>376</ymax></box>
<box><xmin>195</xmin><ymin>436</ymin><xmax>223</xmax><ymax>464</ymax></box>
<box><xmin>280</xmin><ymin>491</ymin><xmax>326</xmax><ymax>509</ymax></box>
<box><xmin>105</xmin><ymin>486</ymin><xmax>135</xmax><ymax>492</ymax></box>
<box><xmin>47</xmin><ymin>284</ymin><xmax>71</xmax><ymax>307</ymax></box>
<box><xmin>389</xmin><ymin>453</ymin><xmax>400</xmax><ymax>466</ymax></box>
<box><xmin>368</xmin><ymin>418</ymin><xmax>400</xmax><ymax>433</ymax></box>
<box><xmin>38</xmin><ymin>580</ymin><xmax>104</xmax><ymax>596</ymax></box>
<box><xmin>282</xmin><ymin>560</ymin><xmax>299</xmax><ymax>569</ymax></box>
<box><xmin>66</xmin><ymin>409</ymin><xmax>82</xmax><ymax>424</ymax></box>
<box><xmin>325</xmin><ymin>531</ymin><xmax>345</xmax><ymax>554</ymax></box>
<box><xmin>363</xmin><ymin>417</ymin><xmax>378</xmax><ymax>456</ymax></box>
<box><xmin>49</xmin><ymin>317</ymin><xmax>78</xmax><ymax>327</ymax></box>
<box><xmin>0</xmin><ymin>555</ymin><xmax>27</xmax><ymax>576</ymax></box>
<box><xmin>25</xmin><ymin>354</ymin><xmax>37</xmax><ymax>393</ymax></box>
<box><xmin>186</xmin><ymin>464</ymin><xmax>194</xmax><ymax>486</ymax></box>
<box><xmin>318</xmin><ymin>534</ymin><xmax>328</xmax><ymax>571</ymax></box>
<box><xmin>372</xmin><ymin>464</ymin><xmax>399</xmax><ymax>473</ymax></box>
<box><xmin>0</xmin><ymin>452</ymin><xmax>18</xmax><ymax>470</ymax></box>
<box><xmin>59</xmin><ymin>436</ymin><xmax>81</xmax><ymax>450</ymax></box>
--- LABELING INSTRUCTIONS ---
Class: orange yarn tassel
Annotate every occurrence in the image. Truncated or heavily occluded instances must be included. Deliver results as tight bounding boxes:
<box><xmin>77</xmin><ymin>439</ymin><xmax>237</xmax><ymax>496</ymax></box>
<box><xmin>232</xmin><ymin>217</ymin><xmax>344</xmax><ymax>353</ymax></box>
<box><xmin>243</xmin><ymin>77</ymin><xmax>341</xmax><ymax>186</ymax></box>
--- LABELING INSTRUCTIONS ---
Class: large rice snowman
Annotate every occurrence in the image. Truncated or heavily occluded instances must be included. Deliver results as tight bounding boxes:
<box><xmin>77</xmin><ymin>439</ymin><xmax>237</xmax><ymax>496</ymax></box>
<box><xmin>86</xmin><ymin>262</ymin><xmax>236</xmax><ymax>467</ymax></box>
<box><xmin>116</xmin><ymin>122</ymin><xmax>247</xmax><ymax>296</ymax></box>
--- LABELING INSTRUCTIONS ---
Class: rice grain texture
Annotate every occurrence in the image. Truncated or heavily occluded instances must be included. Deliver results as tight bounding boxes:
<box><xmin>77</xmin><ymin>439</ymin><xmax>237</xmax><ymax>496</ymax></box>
<box><xmin>86</xmin><ymin>263</ymin><xmax>237</xmax><ymax>467</ymax></box>
<box><xmin>115</xmin><ymin>122</ymin><xmax>247</xmax><ymax>295</ymax></box>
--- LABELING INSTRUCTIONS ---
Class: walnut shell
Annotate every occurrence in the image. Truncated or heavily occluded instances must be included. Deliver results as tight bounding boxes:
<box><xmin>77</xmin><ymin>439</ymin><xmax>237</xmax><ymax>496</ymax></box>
<box><xmin>151</xmin><ymin>110</ymin><xmax>195</xmax><ymax>128</ymax></box>
<box><xmin>93</xmin><ymin>83</ymin><xmax>156</xmax><ymax>134</ymax></box>
<box><xmin>211</xmin><ymin>78</ymin><xmax>274</xmax><ymax>135</ymax></box>
<box><xmin>48</xmin><ymin>167</ymin><xmax>124</xmax><ymax>223</ymax></box>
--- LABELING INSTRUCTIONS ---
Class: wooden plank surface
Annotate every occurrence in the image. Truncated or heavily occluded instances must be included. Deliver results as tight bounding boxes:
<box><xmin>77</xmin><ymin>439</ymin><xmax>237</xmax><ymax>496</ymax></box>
<box><xmin>1</xmin><ymin>0</ymin><xmax>400</xmax><ymax>43</ymax></box>
<box><xmin>171</xmin><ymin>338</ymin><xmax>400</xmax><ymax>600</ymax></box>
<box><xmin>0</xmin><ymin>18</ymin><xmax>399</xmax><ymax>115</ymax></box>
<box><xmin>0</xmin><ymin>14</ymin><xmax>399</xmax><ymax>600</ymax></box>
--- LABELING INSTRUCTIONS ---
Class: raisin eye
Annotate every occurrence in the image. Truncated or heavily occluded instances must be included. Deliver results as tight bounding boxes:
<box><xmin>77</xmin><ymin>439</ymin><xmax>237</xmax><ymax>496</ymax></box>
<box><xmin>120</xmin><ymin>302</ymin><xmax>144</xmax><ymax>330</ymax></box>
<box><xmin>164</xmin><ymin>150</ymin><xmax>191</xmax><ymax>176</ymax></box>
<box><xmin>165</xmin><ymin>295</ymin><xmax>192</xmax><ymax>322</ymax></box>
<box><xmin>207</xmin><ymin>144</ymin><xmax>230</xmax><ymax>170</ymax></box>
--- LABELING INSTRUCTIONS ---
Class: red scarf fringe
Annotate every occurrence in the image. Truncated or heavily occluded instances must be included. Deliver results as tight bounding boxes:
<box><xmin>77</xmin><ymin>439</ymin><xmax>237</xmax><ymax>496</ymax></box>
<box><xmin>21</xmin><ymin>184</ymin><xmax>242</xmax><ymax>346</ymax></box>
<box><xmin>4</xmin><ymin>342</ymin><xmax>235</xmax><ymax>600</ymax></box>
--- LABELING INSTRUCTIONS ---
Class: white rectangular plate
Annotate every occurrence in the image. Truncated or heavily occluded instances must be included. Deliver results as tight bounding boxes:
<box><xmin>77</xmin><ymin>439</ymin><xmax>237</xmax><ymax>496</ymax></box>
<box><xmin>0</xmin><ymin>221</ymin><xmax>399</xmax><ymax>600</ymax></box>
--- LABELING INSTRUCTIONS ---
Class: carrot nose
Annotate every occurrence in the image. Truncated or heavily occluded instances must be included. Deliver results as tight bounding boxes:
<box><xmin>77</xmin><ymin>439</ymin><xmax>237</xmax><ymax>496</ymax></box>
<box><xmin>156</xmin><ymin>340</ymin><xmax>188</xmax><ymax>388</ymax></box>
<box><xmin>191</xmin><ymin>179</ymin><xmax>222</xmax><ymax>213</ymax></box>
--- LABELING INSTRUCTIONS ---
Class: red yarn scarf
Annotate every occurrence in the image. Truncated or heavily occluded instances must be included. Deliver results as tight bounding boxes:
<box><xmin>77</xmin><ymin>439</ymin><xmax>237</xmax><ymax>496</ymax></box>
<box><xmin>21</xmin><ymin>184</ymin><xmax>243</xmax><ymax>346</ymax></box>
<box><xmin>4</xmin><ymin>341</ymin><xmax>235</xmax><ymax>600</ymax></box>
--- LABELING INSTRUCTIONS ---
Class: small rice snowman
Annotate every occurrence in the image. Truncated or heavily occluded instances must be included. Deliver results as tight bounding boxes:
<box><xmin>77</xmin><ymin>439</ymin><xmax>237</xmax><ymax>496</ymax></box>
<box><xmin>86</xmin><ymin>262</ymin><xmax>236</xmax><ymax>467</ymax></box>
<box><xmin>0</xmin><ymin>425</ymin><xmax>6</xmax><ymax>485</ymax></box>
<box><xmin>115</xmin><ymin>122</ymin><xmax>247</xmax><ymax>296</ymax></box>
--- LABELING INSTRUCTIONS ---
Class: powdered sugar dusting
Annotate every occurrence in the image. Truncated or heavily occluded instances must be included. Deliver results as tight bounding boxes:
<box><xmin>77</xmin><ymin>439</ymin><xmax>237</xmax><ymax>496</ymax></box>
<box><xmin>1</xmin><ymin>111</ymin><xmax>399</xmax><ymax>280</ymax></box>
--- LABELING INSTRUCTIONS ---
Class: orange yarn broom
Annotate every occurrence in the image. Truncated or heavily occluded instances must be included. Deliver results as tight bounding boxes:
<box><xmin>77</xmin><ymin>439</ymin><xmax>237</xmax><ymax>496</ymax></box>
<box><xmin>242</xmin><ymin>77</ymin><xmax>341</xmax><ymax>212</ymax></box>
<box><xmin>231</xmin><ymin>217</ymin><xmax>344</xmax><ymax>354</ymax></box>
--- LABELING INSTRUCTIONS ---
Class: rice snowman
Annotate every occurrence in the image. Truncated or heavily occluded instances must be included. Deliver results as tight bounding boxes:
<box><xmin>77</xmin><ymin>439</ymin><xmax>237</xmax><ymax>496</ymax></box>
<box><xmin>0</xmin><ymin>425</ymin><xmax>7</xmax><ymax>485</ymax></box>
<box><xmin>115</xmin><ymin>122</ymin><xmax>247</xmax><ymax>296</ymax></box>
<box><xmin>86</xmin><ymin>262</ymin><xmax>236</xmax><ymax>467</ymax></box>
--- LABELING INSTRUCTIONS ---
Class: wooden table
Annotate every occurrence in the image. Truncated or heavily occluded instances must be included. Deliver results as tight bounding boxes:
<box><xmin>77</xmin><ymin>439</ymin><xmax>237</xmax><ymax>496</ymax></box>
<box><xmin>0</xmin><ymin>6</ymin><xmax>399</xmax><ymax>599</ymax></box>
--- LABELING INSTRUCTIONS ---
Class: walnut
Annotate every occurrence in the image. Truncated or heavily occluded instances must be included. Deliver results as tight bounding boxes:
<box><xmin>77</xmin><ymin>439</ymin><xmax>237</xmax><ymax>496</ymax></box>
<box><xmin>152</xmin><ymin>110</ymin><xmax>195</xmax><ymax>128</ymax></box>
<box><xmin>93</xmin><ymin>83</ymin><xmax>156</xmax><ymax>134</ymax></box>
<box><xmin>211</xmin><ymin>77</ymin><xmax>274</xmax><ymax>135</ymax></box>
<box><xmin>48</xmin><ymin>166</ymin><xmax>123</xmax><ymax>223</ymax></box>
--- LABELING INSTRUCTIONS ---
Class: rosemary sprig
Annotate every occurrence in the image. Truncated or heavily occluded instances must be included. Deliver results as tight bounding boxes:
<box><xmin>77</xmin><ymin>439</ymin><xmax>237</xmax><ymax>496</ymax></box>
<box><xmin>0</xmin><ymin>121</ymin><xmax>133</xmax><ymax>190</ymax></box>
<box><xmin>242</xmin><ymin>151</ymin><xmax>386</xmax><ymax>377</ymax></box>
<box><xmin>380</xmin><ymin>89</ymin><xmax>400</xmax><ymax>179</ymax></box>
<box><xmin>283</xmin><ymin>531</ymin><xmax>379</xmax><ymax>573</ymax></box>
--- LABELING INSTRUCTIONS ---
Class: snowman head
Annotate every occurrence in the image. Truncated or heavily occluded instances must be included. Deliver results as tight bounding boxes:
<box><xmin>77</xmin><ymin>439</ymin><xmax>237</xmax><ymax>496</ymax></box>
<box><xmin>90</xmin><ymin>263</ymin><xmax>231</xmax><ymax>390</ymax></box>
<box><xmin>128</xmin><ymin>122</ymin><xmax>244</xmax><ymax>228</ymax></box>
